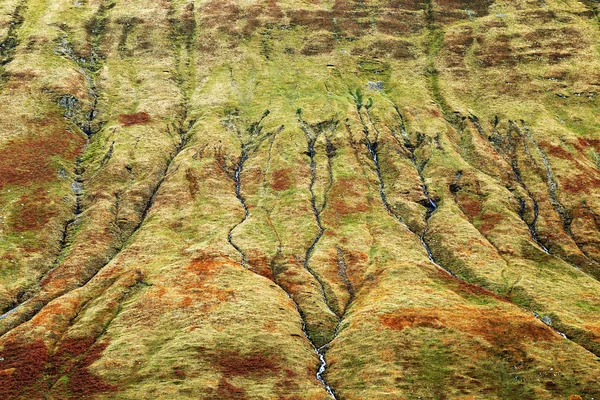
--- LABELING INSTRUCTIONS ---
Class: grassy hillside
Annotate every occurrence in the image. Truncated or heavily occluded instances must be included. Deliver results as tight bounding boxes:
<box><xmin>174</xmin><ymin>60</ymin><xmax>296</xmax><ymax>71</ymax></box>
<box><xmin>1</xmin><ymin>0</ymin><xmax>600</xmax><ymax>398</ymax></box>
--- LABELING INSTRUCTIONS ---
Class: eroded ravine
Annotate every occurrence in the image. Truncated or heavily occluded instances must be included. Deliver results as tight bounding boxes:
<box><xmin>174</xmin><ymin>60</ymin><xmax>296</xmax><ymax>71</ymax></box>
<box><xmin>470</xmin><ymin>115</ymin><xmax>550</xmax><ymax>254</ymax></box>
<box><xmin>0</xmin><ymin>1</ymin><xmax>197</xmax><ymax>337</ymax></box>
<box><xmin>298</xmin><ymin>114</ymin><xmax>341</xmax><ymax>399</ymax></box>
<box><xmin>299</xmin><ymin>113</ymin><xmax>340</xmax><ymax>317</ymax></box>
<box><xmin>225</xmin><ymin>110</ymin><xmax>280</xmax><ymax>269</ymax></box>
<box><xmin>352</xmin><ymin>94</ymin><xmax>457</xmax><ymax>278</ymax></box>
<box><xmin>225</xmin><ymin>111</ymin><xmax>338</xmax><ymax>398</ymax></box>
<box><xmin>0</xmin><ymin>0</ymin><xmax>27</xmax><ymax>88</ymax></box>
<box><xmin>0</xmin><ymin>1</ymin><xmax>111</xmax><ymax>328</ymax></box>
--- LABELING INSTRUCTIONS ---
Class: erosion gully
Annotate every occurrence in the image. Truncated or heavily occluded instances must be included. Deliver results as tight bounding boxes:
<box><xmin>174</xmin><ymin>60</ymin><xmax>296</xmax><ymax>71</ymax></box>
<box><xmin>355</xmin><ymin>101</ymin><xmax>457</xmax><ymax>279</ymax></box>
<box><xmin>228</xmin><ymin>113</ymin><xmax>339</xmax><ymax>399</ymax></box>
<box><xmin>301</xmin><ymin>116</ymin><xmax>340</xmax><ymax>399</ymax></box>
<box><xmin>387</xmin><ymin>108</ymin><xmax>588</xmax><ymax>350</ymax></box>
<box><xmin>300</xmin><ymin>116</ymin><xmax>339</xmax><ymax>318</ymax></box>
<box><xmin>470</xmin><ymin>116</ymin><xmax>550</xmax><ymax>254</ymax></box>
<box><xmin>0</xmin><ymin>2</ymin><xmax>197</xmax><ymax>336</ymax></box>
<box><xmin>226</xmin><ymin>110</ymin><xmax>276</xmax><ymax>268</ymax></box>
<box><xmin>0</xmin><ymin>0</ymin><xmax>27</xmax><ymax>87</ymax></box>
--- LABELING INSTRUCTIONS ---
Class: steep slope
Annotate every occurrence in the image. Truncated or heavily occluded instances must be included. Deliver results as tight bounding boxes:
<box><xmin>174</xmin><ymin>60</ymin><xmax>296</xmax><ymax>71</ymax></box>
<box><xmin>1</xmin><ymin>0</ymin><xmax>600</xmax><ymax>399</ymax></box>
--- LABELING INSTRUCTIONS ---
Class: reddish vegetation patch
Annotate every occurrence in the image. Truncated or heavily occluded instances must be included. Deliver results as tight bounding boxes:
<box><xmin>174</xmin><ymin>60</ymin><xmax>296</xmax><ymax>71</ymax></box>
<box><xmin>352</xmin><ymin>39</ymin><xmax>413</xmax><ymax>60</ymax></box>
<box><xmin>214</xmin><ymin>350</ymin><xmax>279</xmax><ymax>378</ymax></box>
<box><xmin>185</xmin><ymin>167</ymin><xmax>199</xmax><ymax>198</ymax></box>
<box><xmin>562</xmin><ymin>172</ymin><xmax>600</xmax><ymax>194</ymax></box>
<box><xmin>476</xmin><ymin>316</ymin><xmax>555</xmax><ymax>346</ymax></box>
<box><xmin>436</xmin><ymin>0</ymin><xmax>492</xmax><ymax>15</ymax></box>
<box><xmin>539</xmin><ymin>141</ymin><xmax>573</xmax><ymax>160</ymax></box>
<box><xmin>478</xmin><ymin>212</ymin><xmax>504</xmax><ymax>233</ymax></box>
<box><xmin>246</xmin><ymin>250</ymin><xmax>272</xmax><ymax>279</ymax></box>
<box><xmin>430</xmin><ymin>267</ymin><xmax>510</xmax><ymax>304</ymax></box>
<box><xmin>377</xmin><ymin>10</ymin><xmax>424</xmax><ymax>35</ymax></box>
<box><xmin>301</xmin><ymin>34</ymin><xmax>335</xmax><ymax>56</ymax></box>
<box><xmin>576</xmin><ymin>138</ymin><xmax>600</xmax><ymax>152</ymax></box>
<box><xmin>0</xmin><ymin>336</ymin><xmax>115</xmax><ymax>398</ymax></box>
<box><xmin>209</xmin><ymin>378</ymin><xmax>248</xmax><ymax>400</ymax></box>
<box><xmin>11</xmin><ymin>192</ymin><xmax>59</xmax><ymax>232</ymax></box>
<box><xmin>456</xmin><ymin>193</ymin><xmax>482</xmax><ymax>218</ymax></box>
<box><xmin>329</xmin><ymin>177</ymin><xmax>368</xmax><ymax>217</ymax></box>
<box><xmin>172</xmin><ymin>366</ymin><xmax>187</xmax><ymax>379</ymax></box>
<box><xmin>455</xmin><ymin>279</ymin><xmax>508</xmax><ymax>303</ymax></box>
<box><xmin>445</xmin><ymin>26</ymin><xmax>474</xmax><ymax>68</ymax></box>
<box><xmin>0</xmin><ymin>129</ymin><xmax>84</xmax><ymax>190</ymax></box>
<box><xmin>202</xmin><ymin>0</ymin><xmax>241</xmax><ymax>35</ymax></box>
<box><xmin>186</xmin><ymin>254</ymin><xmax>222</xmax><ymax>277</ymax></box>
<box><xmin>67</xmin><ymin>341</ymin><xmax>116</xmax><ymax>397</ymax></box>
<box><xmin>0</xmin><ymin>339</ymin><xmax>48</xmax><ymax>398</ymax></box>
<box><xmin>271</xmin><ymin>168</ymin><xmax>294</xmax><ymax>191</ymax></box>
<box><xmin>183</xmin><ymin>255</ymin><xmax>234</xmax><ymax>307</ymax></box>
<box><xmin>379</xmin><ymin>313</ymin><xmax>444</xmax><ymax>331</ymax></box>
<box><xmin>119</xmin><ymin>112</ymin><xmax>151</xmax><ymax>126</ymax></box>
<box><xmin>379</xmin><ymin>306</ymin><xmax>555</xmax><ymax>349</ymax></box>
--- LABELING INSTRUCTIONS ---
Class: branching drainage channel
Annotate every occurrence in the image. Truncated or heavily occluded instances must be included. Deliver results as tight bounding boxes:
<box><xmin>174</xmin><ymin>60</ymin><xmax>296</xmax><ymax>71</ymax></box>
<box><xmin>352</xmin><ymin>95</ymin><xmax>457</xmax><ymax>278</ymax></box>
<box><xmin>469</xmin><ymin>116</ymin><xmax>550</xmax><ymax>254</ymax></box>
<box><xmin>225</xmin><ymin>110</ymin><xmax>282</xmax><ymax>269</ymax></box>
<box><xmin>299</xmin><ymin>112</ymin><xmax>340</xmax><ymax>318</ymax></box>
<box><xmin>0</xmin><ymin>1</ymin><xmax>197</xmax><ymax>337</ymax></box>
<box><xmin>227</xmin><ymin>110</ymin><xmax>338</xmax><ymax>399</ymax></box>
<box><xmin>0</xmin><ymin>2</ymin><xmax>110</xmax><ymax>326</ymax></box>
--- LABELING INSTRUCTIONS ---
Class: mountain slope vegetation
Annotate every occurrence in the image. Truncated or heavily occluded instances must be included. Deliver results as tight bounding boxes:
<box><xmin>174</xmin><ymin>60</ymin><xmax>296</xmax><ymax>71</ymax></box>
<box><xmin>1</xmin><ymin>0</ymin><xmax>600</xmax><ymax>398</ymax></box>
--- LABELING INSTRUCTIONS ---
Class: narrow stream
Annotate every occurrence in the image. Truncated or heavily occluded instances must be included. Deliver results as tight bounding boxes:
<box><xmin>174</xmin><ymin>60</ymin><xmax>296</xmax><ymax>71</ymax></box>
<box><xmin>360</xmin><ymin>107</ymin><xmax>457</xmax><ymax>278</ymax></box>
<box><xmin>304</xmin><ymin>130</ymin><xmax>337</xmax><ymax>315</ymax></box>
<box><xmin>228</xmin><ymin>129</ymin><xmax>338</xmax><ymax>398</ymax></box>
<box><xmin>301</xmin><ymin>120</ymin><xmax>339</xmax><ymax>399</ymax></box>
<box><xmin>227</xmin><ymin>152</ymin><xmax>249</xmax><ymax>268</ymax></box>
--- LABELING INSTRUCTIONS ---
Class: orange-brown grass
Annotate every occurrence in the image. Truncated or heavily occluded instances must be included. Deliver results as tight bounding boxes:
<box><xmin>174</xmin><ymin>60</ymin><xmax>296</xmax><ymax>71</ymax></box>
<box><xmin>271</xmin><ymin>168</ymin><xmax>294</xmax><ymax>191</ymax></box>
<box><xmin>185</xmin><ymin>167</ymin><xmax>199</xmax><ymax>198</ymax></box>
<box><xmin>201</xmin><ymin>0</ymin><xmax>240</xmax><ymax>34</ymax></box>
<box><xmin>378</xmin><ymin>306</ymin><xmax>555</xmax><ymax>349</ymax></box>
<box><xmin>0</xmin><ymin>337</ymin><xmax>115</xmax><ymax>399</ymax></box>
<box><xmin>301</xmin><ymin>34</ymin><xmax>335</xmax><ymax>56</ymax></box>
<box><xmin>455</xmin><ymin>192</ymin><xmax>482</xmax><ymax>218</ymax></box>
<box><xmin>118</xmin><ymin>112</ymin><xmax>151</xmax><ymax>126</ymax></box>
<box><xmin>351</xmin><ymin>39</ymin><xmax>414</xmax><ymax>60</ymax></box>
<box><xmin>183</xmin><ymin>256</ymin><xmax>235</xmax><ymax>308</ymax></box>
<box><xmin>209</xmin><ymin>378</ymin><xmax>248</xmax><ymax>400</ymax></box>
<box><xmin>435</xmin><ymin>0</ymin><xmax>492</xmax><ymax>15</ymax></box>
<box><xmin>246</xmin><ymin>250</ymin><xmax>272</xmax><ymax>279</ymax></box>
<box><xmin>51</xmin><ymin>338</ymin><xmax>117</xmax><ymax>397</ymax></box>
<box><xmin>431</xmin><ymin>267</ymin><xmax>510</xmax><ymax>303</ymax></box>
<box><xmin>0</xmin><ymin>128</ymin><xmax>84</xmax><ymax>190</ymax></box>
<box><xmin>575</xmin><ymin>138</ymin><xmax>600</xmax><ymax>152</ymax></box>
<box><xmin>539</xmin><ymin>141</ymin><xmax>574</xmax><ymax>160</ymax></box>
<box><xmin>328</xmin><ymin>177</ymin><xmax>368</xmax><ymax>218</ymax></box>
<box><xmin>562</xmin><ymin>171</ymin><xmax>600</xmax><ymax>194</ymax></box>
<box><xmin>11</xmin><ymin>192</ymin><xmax>59</xmax><ymax>232</ymax></box>
<box><xmin>478</xmin><ymin>212</ymin><xmax>505</xmax><ymax>233</ymax></box>
<box><xmin>377</xmin><ymin>11</ymin><xmax>424</xmax><ymax>35</ymax></box>
<box><xmin>213</xmin><ymin>350</ymin><xmax>279</xmax><ymax>377</ymax></box>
